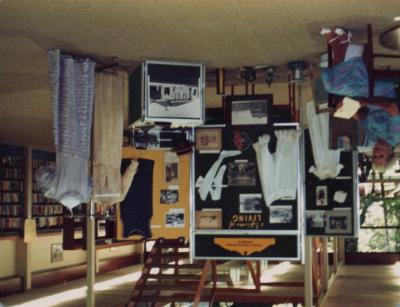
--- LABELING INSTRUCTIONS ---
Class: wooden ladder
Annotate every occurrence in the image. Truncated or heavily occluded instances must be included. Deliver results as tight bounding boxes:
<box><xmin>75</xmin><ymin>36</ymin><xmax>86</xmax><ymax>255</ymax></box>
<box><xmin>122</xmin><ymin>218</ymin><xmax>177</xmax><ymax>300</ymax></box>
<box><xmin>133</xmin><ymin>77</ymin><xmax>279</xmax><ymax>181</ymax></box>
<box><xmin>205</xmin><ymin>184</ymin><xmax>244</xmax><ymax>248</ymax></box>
<box><xmin>126</xmin><ymin>237</ymin><xmax>232</xmax><ymax>307</ymax></box>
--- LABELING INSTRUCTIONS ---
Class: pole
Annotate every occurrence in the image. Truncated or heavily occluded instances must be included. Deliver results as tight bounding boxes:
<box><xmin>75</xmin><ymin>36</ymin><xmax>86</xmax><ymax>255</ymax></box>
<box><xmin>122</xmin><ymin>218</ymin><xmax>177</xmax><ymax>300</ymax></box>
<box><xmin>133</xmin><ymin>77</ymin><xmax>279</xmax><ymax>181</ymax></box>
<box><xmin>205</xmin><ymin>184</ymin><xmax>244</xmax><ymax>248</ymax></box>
<box><xmin>86</xmin><ymin>199</ymin><xmax>96</xmax><ymax>307</ymax></box>
<box><xmin>304</xmin><ymin>237</ymin><xmax>313</xmax><ymax>307</ymax></box>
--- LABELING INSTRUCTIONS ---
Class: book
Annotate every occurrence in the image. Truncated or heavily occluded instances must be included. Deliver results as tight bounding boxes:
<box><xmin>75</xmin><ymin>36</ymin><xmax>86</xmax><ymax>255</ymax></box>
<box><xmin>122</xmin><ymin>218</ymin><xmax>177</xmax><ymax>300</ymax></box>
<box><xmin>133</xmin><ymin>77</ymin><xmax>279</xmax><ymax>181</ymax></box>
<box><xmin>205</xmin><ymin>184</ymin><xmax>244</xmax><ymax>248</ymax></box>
<box><xmin>334</xmin><ymin>97</ymin><xmax>361</xmax><ymax>119</ymax></box>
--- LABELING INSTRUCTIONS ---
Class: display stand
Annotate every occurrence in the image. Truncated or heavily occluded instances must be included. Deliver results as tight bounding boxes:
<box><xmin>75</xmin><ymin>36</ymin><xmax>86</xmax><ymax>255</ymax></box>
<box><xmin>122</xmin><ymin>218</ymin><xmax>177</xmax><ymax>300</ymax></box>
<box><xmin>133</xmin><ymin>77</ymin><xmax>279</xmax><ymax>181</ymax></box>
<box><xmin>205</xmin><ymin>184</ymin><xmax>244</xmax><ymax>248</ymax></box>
<box><xmin>192</xmin><ymin>123</ymin><xmax>302</xmax><ymax>260</ymax></box>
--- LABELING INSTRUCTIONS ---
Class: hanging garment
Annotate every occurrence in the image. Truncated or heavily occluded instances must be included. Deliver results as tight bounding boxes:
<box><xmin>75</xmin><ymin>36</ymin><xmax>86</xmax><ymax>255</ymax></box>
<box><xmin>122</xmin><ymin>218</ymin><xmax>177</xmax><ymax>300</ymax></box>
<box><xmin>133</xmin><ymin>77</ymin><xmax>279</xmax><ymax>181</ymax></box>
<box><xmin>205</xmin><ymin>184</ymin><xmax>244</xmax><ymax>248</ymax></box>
<box><xmin>195</xmin><ymin>150</ymin><xmax>241</xmax><ymax>201</ymax></box>
<box><xmin>46</xmin><ymin>49</ymin><xmax>96</xmax><ymax>210</ymax></box>
<box><xmin>321</xmin><ymin>56</ymin><xmax>396</xmax><ymax>98</ymax></box>
<box><xmin>120</xmin><ymin>158</ymin><xmax>154</xmax><ymax>238</ymax></box>
<box><xmin>306</xmin><ymin>101</ymin><xmax>343</xmax><ymax>179</ymax></box>
<box><xmin>253</xmin><ymin>129</ymin><xmax>301</xmax><ymax>207</ymax></box>
<box><xmin>92</xmin><ymin>72</ymin><xmax>128</xmax><ymax>204</ymax></box>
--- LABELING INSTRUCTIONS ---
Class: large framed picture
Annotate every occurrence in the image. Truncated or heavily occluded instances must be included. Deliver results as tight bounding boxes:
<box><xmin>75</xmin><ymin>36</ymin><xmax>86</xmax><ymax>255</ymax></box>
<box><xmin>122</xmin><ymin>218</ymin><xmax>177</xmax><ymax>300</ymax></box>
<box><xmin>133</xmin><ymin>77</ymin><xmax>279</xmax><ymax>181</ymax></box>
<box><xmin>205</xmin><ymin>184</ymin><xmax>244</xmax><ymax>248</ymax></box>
<box><xmin>224</xmin><ymin>94</ymin><xmax>273</xmax><ymax>127</ymax></box>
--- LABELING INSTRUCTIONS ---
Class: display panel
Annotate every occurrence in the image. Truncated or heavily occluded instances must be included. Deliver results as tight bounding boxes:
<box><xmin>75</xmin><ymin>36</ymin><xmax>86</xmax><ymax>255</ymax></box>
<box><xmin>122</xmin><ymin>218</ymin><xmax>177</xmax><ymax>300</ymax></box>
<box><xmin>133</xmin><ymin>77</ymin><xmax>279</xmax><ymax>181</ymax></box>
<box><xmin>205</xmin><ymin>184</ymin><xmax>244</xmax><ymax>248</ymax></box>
<box><xmin>191</xmin><ymin>124</ymin><xmax>302</xmax><ymax>260</ymax></box>
<box><xmin>304</xmin><ymin>129</ymin><xmax>359</xmax><ymax>237</ymax></box>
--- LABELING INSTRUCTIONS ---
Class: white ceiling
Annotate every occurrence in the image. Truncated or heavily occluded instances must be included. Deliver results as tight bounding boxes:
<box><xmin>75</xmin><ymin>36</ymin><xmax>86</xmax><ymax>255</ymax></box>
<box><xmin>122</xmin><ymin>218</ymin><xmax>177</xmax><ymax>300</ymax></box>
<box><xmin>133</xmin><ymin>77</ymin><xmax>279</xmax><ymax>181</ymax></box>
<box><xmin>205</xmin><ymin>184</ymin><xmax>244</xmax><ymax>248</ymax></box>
<box><xmin>0</xmin><ymin>0</ymin><xmax>399</xmax><ymax>148</ymax></box>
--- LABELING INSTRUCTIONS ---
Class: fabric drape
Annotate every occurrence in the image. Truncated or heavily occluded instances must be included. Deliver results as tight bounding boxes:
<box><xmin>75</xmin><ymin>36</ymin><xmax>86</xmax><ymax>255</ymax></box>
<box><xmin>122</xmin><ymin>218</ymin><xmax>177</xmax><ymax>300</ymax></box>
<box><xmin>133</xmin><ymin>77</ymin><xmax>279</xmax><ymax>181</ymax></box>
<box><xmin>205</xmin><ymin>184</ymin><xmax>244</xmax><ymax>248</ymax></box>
<box><xmin>306</xmin><ymin>101</ymin><xmax>343</xmax><ymax>180</ymax></box>
<box><xmin>43</xmin><ymin>49</ymin><xmax>96</xmax><ymax>210</ymax></box>
<box><xmin>92</xmin><ymin>72</ymin><xmax>128</xmax><ymax>204</ymax></box>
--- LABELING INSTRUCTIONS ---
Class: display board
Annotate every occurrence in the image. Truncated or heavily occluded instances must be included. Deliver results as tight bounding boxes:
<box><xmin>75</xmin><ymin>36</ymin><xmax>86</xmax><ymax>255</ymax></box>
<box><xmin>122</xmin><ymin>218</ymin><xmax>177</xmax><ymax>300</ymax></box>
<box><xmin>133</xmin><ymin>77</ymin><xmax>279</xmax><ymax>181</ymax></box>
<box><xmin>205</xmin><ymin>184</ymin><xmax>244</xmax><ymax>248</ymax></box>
<box><xmin>116</xmin><ymin>147</ymin><xmax>191</xmax><ymax>241</ymax></box>
<box><xmin>191</xmin><ymin>124</ymin><xmax>301</xmax><ymax>260</ymax></box>
<box><xmin>304</xmin><ymin>129</ymin><xmax>359</xmax><ymax>237</ymax></box>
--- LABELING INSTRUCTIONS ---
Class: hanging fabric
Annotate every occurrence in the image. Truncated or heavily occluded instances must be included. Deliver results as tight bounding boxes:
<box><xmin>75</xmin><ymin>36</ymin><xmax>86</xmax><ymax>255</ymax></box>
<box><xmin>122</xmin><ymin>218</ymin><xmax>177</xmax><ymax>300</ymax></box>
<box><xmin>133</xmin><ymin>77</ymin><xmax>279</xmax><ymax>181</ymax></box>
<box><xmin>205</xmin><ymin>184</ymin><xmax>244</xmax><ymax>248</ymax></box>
<box><xmin>253</xmin><ymin>129</ymin><xmax>300</xmax><ymax>207</ymax></box>
<box><xmin>92</xmin><ymin>71</ymin><xmax>128</xmax><ymax>204</ymax></box>
<box><xmin>41</xmin><ymin>49</ymin><xmax>96</xmax><ymax>210</ymax></box>
<box><xmin>306</xmin><ymin>101</ymin><xmax>343</xmax><ymax>179</ymax></box>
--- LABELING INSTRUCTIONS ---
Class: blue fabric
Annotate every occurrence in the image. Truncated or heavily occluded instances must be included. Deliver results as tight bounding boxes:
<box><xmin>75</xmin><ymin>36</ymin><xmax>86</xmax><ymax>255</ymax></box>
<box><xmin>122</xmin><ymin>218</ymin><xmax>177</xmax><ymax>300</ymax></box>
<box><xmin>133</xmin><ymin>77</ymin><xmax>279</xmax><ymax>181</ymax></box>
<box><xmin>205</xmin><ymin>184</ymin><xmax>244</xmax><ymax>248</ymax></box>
<box><xmin>121</xmin><ymin>158</ymin><xmax>154</xmax><ymax>238</ymax></box>
<box><xmin>360</xmin><ymin>105</ymin><xmax>400</xmax><ymax>147</ymax></box>
<box><xmin>321</xmin><ymin>57</ymin><xmax>396</xmax><ymax>98</ymax></box>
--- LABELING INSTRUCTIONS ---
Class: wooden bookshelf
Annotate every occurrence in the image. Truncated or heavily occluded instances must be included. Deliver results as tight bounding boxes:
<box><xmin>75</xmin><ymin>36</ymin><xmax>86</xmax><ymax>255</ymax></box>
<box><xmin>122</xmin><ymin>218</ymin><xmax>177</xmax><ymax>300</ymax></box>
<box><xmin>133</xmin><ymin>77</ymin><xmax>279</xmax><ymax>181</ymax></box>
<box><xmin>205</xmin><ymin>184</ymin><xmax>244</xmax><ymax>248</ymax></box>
<box><xmin>0</xmin><ymin>143</ymin><xmax>25</xmax><ymax>236</ymax></box>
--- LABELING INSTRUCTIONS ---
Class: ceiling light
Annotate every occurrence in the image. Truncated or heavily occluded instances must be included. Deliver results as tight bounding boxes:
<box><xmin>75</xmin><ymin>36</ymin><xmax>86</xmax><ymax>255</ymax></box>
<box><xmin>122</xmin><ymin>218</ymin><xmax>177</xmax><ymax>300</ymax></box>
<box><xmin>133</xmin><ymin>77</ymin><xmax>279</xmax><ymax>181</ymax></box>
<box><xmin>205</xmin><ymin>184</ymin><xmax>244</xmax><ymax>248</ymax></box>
<box><xmin>394</xmin><ymin>16</ymin><xmax>400</xmax><ymax>21</ymax></box>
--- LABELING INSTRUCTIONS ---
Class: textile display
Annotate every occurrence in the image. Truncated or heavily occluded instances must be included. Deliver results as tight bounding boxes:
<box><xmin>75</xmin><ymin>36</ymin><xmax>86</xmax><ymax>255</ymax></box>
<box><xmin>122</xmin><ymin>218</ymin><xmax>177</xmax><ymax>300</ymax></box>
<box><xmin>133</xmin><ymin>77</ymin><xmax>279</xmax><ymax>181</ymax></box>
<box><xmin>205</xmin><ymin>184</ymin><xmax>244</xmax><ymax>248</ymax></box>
<box><xmin>92</xmin><ymin>71</ymin><xmax>128</xmax><ymax>204</ymax></box>
<box><xmin>306</xmin><ymin>101</ymin><xmax>343</xmax><ymax>179</ymax></box>
<box><xmin>253</xmin><ymin>130</ymin><xmax>300</xmax><ymax>206</ymax></box>
<box><xmin>39</xmin><ymin>49</ymin><xmax>96</xmax><ymax>210</ymax></box>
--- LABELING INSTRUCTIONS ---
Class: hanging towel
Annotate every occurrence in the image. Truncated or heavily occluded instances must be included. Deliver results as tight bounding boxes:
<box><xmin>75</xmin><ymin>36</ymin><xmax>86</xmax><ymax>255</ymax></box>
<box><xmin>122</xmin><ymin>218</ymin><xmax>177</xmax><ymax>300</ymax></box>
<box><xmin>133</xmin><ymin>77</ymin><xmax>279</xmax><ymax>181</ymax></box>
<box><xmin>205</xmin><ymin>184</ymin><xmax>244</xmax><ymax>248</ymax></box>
<box><xmin>92</xmin><ymin>72</ymin><xmax>128</xmax><ymax>204</ymax></box>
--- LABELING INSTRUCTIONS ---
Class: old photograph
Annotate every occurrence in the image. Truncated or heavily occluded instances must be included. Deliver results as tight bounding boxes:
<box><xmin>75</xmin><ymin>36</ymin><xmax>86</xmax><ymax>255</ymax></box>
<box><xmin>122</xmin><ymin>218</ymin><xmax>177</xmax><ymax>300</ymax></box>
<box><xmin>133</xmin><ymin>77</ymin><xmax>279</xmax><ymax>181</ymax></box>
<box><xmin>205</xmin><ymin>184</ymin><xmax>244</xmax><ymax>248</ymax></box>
<box><xmin>231</xmin><ymin>99</ymin><xmax>269</xmax><ymax>125</ymax></box>
<box><xmin>228</xmin><ymin>161</ymin><xmax>256</xmax><ymax>186</ymax></box>
<box><xmin>195</xmin><ymin>128</ymin><xmax>222</xmax><ymax>151</ymax></box>
<box><xmin>269</xmin><ymin>205</ymin><xmax>293</xmax><ymax>224</ymax></box>
<box><xmin>160</xmin><ymin>189</ymin><xmax>179</xmax><ymax>204</ymax></box>
<box><xmin>164</xmin><ymin>151</ymin><xmax>179</xmax><ymax>184</ymax></box>
<box><xmin>239</xmin><ymin>194</ymin><xmax>263</xmax><ymax>213</ymax></box>
<box><xmin>165</xmin><ymin>208</ymin><xmax>185</xmax><ymax>228</ymax></box>
<box><xmin>306</xmin><ymin>210</ymin><xmax>326</xmax><ymax>228</ymax></box>
<box><xmin>195</xmin><ymin>209</ymin><xmax>222</xmax><ymax>229</ymax></box>
<box><xmin>316</xmin><ymin>185</ymin><xmax>328</xmax><ymax>206</ymax></box>
<box><xmin>325</xmin><ymin>210</ymin><xmax>352</xmax><ymax>234</ymax></box>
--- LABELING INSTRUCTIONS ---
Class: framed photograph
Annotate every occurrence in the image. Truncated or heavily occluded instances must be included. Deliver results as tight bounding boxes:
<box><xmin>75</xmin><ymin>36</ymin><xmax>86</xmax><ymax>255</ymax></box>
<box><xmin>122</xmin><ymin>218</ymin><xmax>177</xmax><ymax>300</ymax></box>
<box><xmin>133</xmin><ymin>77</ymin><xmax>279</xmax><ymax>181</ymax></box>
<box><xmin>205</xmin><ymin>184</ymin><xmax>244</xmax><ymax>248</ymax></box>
<box><xmin>325</xmin><ymin>210</ymin><xmax>352</xmax><ymax>234</ymax></box>
<box><xmin>165</xmin><ymin>208</ymin><xmax>185</xmax><ymax>228</ymax></box>
<box><xmin>160</xmin><ymin>189</ymin><xmax>179</xmax><ymax>204</ymax></box>
<box><xmin>269</xmin><ymin>205</ymin><xmax>293</xmax><ymax>224</ymax></box>
<box><xmin>224</xmin><ymin>95</ymin><xmax>273</xmax><ymax>126</ymax></box>
<box><xmin>164</xmin><ymin>152</ymin><xmax>179</xmax><ymax>184</ymax></box>
<box><xmin>51</xmin><ymin>243</ymin><xmax>63</xmax><ymax>263</ymax></box>
<box><xmin>228</xmin><ymin>161</ymin><xmax>256</xmax><ymax>186</ymax></box>
<box><xmin>144</xmin><ymin>61</ymin><xmax>205</xmax><ymax>123</ymax></box>
<box><xmin>315</xmin><ymin>186</ymin><xmax>328</xmax><ymax>206</ymax></box>
<box><xmin>306</xmin><ymin>210</ymin><xmax>326</xmax><ymax>228</ymax></box>
<box><xmin>239</xmin><ymin>194</ymin><xmax>263</xmax><ymax>213</ymax></box>
<box><xmin>195</xmin><ymin>209</ymin><xmax>222</xmax><ymax>229</ymax></box>
<box><xmin>195</xmin><ymin>128</ymin><xmax>222</xmax><ymax>151</ymax></box>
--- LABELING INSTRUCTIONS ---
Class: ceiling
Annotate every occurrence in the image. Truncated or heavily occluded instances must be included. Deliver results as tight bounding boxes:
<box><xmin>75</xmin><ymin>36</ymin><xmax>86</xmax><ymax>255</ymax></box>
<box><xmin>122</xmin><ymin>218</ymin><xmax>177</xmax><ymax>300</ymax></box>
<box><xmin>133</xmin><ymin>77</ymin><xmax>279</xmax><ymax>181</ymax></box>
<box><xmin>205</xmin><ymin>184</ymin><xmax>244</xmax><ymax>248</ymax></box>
<box><xmin>0</xmin><ymin>0</ymin><xmax>399</xmax><ymax>148</ymax></box>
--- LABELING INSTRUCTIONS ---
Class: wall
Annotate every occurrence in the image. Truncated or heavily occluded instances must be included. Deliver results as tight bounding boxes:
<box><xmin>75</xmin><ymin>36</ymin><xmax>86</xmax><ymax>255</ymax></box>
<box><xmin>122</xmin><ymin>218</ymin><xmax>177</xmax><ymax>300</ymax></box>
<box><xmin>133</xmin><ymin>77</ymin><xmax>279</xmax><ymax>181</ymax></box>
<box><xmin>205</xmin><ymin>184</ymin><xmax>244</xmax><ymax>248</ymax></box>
<box><xmin>0</xmin><ymin>239</ymin><xmax>18</xmax><ymax>278</ymax></box>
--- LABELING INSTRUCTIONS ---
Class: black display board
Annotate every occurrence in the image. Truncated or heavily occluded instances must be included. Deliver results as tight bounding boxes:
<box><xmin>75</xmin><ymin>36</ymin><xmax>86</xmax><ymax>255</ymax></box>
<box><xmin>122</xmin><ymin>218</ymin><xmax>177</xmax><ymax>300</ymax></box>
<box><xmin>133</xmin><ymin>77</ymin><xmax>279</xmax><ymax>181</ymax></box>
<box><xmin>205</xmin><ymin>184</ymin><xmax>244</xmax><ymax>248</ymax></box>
<box><xmin>192</xmin><ymin>124</ymin><xmax>301</xmax><ymax>260</ymax></box>
<box><xmin>304</xmin><ymin>129</ymin><xmax>359</xmax><ymax>237</ymax></box>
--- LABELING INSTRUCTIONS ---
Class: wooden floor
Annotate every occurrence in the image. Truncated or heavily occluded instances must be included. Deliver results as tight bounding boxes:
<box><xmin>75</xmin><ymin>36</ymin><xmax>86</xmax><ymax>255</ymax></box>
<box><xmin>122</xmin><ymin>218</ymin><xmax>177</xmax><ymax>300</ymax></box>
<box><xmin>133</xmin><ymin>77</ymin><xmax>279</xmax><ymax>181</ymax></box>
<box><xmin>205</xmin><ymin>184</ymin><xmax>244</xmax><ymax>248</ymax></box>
<box><xmin>0</xmin><ymin>263</ymin><xmax>399</xmax><ymax>306</ymax></box>
<box><xmin>321</xmin><ymin>264</ymin><xmax>400</xmax><ymax>307</ymax></box>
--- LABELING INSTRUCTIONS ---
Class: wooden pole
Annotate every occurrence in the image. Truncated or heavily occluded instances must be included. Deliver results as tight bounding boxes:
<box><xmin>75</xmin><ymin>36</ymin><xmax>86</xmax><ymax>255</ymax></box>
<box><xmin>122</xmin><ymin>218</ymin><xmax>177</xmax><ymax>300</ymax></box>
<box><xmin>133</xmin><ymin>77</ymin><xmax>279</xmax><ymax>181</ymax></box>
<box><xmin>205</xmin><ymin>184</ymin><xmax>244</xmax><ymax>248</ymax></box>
<box><xmin>86</xmin><ymin>199</ymin><xmax>96</xmax><ymax>307</ymax></box>
<box><xmin>304</xmin><ymin>237</ymin><xmax>313</xmax><ymax>307</ymax></box>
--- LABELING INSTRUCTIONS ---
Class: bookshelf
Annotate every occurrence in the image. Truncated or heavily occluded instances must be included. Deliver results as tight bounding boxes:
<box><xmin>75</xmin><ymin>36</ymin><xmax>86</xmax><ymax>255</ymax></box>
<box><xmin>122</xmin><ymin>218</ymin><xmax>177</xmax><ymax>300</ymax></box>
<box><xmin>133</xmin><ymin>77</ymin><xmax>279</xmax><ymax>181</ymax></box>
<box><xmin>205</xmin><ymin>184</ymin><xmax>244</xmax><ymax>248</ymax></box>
<box><xmin>32</xmin><ymin>150</ymin><xmax>63</xmax><ymax>233</ymax></box>
<box><xmin>0</xmin><ymin>143</ymin><xmax>25</xmax><ymax>236</ymax></box>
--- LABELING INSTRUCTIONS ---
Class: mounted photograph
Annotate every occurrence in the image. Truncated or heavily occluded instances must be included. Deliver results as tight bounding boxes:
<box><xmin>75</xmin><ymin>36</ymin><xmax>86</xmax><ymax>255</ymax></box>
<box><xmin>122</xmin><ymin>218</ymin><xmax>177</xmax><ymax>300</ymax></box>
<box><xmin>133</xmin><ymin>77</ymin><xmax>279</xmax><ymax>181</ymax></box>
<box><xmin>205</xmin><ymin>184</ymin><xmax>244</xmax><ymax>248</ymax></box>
<box><xmin>195</xmin><ymin>128</ymin><xmax>222</xmax><ymax>151</ymax></box>
<box><xmin>195</xmin><ymin>209</ymin><xmax>222</xmax><ymax>229</ymax></box>
<box><xmin>227</xmin><ymin>161</ymin><xmax>256</xmax><ymax>186</ymax></box>
<box><xmin>316</xmin><ymin>185</ymin><xmax>328</xmax><ymax>206</ymax></box>
<box><xmin>325</xmin><ymin>210</ymin><xmax>352</xmax><ymax>234</ymax></box>
<box><xmin>239</xmin><ymin>194</ymin><xmax>263</xmax><ymax>213</ymax></box>
<box><xmin>306</xmin><ymin>210</ymin><xmax>326</xmax><ymax>228</ymax></box>
<box><xmin>160</xmin><ymin>189</ymin><xmax>179</xmax><ymax>204</ymax></box>
<box><xmin>269</xmin><ymin>205</ymin><xmax>293</xmax><ymax>224</ymax></box>
<box><xmin>224</xmin><ymin>94</ymin><xmax>273</xmax><ymax>126</ymax></box>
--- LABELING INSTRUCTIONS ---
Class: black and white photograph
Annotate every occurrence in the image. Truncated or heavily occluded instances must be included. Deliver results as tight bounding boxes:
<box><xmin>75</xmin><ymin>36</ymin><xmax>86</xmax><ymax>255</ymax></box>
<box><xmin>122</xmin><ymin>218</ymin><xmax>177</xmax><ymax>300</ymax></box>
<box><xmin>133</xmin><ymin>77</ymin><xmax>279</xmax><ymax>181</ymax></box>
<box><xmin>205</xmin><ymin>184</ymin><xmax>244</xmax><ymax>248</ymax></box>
<box><xmin>239</xmin><ymin>194</ymin><xmax>263</xmax><ymax>213</ymax></box>
<box><xmin>325</xmin><ymin>210</ymin><xmax>352</xmax><ymax>234</ymax></box>
<box><xmin>269</xmin><ymin>205</ymin><xmax>293</xmax><ymax>224</ymax></box>
<box><xmin>306</xmin><ymin>210</ymin><xmax>326</xmax><ymax>228</ymax></box>
<box><xmin>164</xmin><ymin>152</ymin><xmax>179</xmax><ymax>184</ymax></box>
<box><xmin>316</xmin><ymin>185</ymin><xmax>328</xmax><ymax>206</ymax></box>
<box><xmin>165</xmin><ymin>208</ymin><xmax>185</xmax><ymax>228</ymax></box>
<box><xmin>133</xmin><ymin>126</ymin><xmax>188</xmax><ymax>150</ymax></box>
<box><xmin>145</xmin><ymin>62</ymin><xmax>204</xmax><ymax>122</ymax></box>
<box><xmin>160</xmin><ymin>189</ymin><xmax>179</xmax><ymax>204</ymax></box>
<box><xmin>228</xmin><ymin>161</ymin><xmax>256</xmax><ymax>186</ymax></box>
<box><xmin>231</xmin><ymin>100</ymin><xmax>269</xmax><ymax>125</ymax></box>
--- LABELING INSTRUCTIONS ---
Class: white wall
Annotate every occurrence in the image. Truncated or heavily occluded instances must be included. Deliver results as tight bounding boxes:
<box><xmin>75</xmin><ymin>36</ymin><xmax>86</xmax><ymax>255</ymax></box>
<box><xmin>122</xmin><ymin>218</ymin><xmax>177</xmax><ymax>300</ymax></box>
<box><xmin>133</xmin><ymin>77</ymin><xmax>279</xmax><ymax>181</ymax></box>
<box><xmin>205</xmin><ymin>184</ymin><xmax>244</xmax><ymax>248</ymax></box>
<box><xmin>0</xmin><ymin>239</ymin><xmax>18</xmax><ymax>278</ymax></box>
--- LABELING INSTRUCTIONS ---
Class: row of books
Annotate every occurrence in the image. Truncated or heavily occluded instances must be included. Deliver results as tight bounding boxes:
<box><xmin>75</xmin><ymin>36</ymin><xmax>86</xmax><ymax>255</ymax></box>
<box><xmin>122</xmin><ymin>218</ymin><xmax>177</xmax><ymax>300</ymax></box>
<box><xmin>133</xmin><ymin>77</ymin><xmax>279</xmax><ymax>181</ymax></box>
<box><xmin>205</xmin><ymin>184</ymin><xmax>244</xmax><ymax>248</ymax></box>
<box><xmin>32</xmin><ymin>193</ymin><xmax>58</xmax><ymax>204</ymax></box>
<box><xmin>0</xmin><ymin>192</ymin><xmax>21</xmax><ymax>203</ymax></box>
<box><xmin>0</xmin><ymin>205</ymin><xmax>23</xmax><ymax>216</ymax></box>
<box><xmin>0</xmin><ymin>217</ymin><xmax>22</xmax><ymax>230</ymax></box>
<box><xmin>35</xmin><ymin>216</ymin><xmax>63</xmax><ymax>228</ymax></box>
<box><xmin>33</xmin><ymin>204</ymin><xmax>63</xmax><ymax>216</ymax></box>
<box><xmin>0</xmin><ymin>168</ymin><xmax>24</xmax><ymax>180</ymax></box>
<box><xmin>1</xmin><ymin>180</ymin><xmax>24</xmax><ymax>191</ymax></box>
<box><xmin>32</xmin><ymin>159</ymin><xmax>54</xmax><ymax>169</ymax></box>
<box><xmin>0</xmin><ymin>156</ymin><xmax>23</xmax><ymax>167</ymax></box>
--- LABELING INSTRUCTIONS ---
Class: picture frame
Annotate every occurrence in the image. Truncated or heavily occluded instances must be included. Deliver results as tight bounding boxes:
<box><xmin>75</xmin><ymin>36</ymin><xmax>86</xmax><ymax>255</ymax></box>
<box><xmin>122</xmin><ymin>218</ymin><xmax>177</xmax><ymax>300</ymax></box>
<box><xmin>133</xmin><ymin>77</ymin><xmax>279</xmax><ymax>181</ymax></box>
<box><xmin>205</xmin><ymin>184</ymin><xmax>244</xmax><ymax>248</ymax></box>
<box><xmin>325</xmin><ymin>210</ymin><xmax>352</xmax><ymax>234</ymax></box>
<box><xmin>224</xmin><ymin>94</ymin><xmax>273</xmax><ymax>127</ymax></box>
<box><xmin>195</xmin><ymin>209</ymin><xmax>222</xmax><ymax>229</ymax></box>
<box><xmin>142</xmin><ymin>60</ymin><xmax>205</xmax><ymax>124</ymax></box>
<box><xmin>195</xmin><ymin>128</ymin><xmax>222</xmax><ymax>151</ymax></box>
<box><xmin>315</xmin><ymin>185</ymin><xmax>328</xmax><ymax>206</ymax></box>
